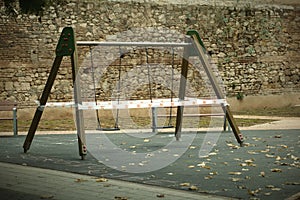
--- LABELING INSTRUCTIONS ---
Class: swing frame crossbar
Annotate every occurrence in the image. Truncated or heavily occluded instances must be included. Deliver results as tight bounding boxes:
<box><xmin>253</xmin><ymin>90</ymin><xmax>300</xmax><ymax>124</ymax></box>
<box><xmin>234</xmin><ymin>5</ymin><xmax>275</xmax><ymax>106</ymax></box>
<box><xmin>77</xmin><ymin>41</ymin><xmax>192</xmax><ymax>47</ymax></box>
<box><xmin>23</xmin><ymin>27</ymin><xmax>244</xmax><ymax>160</ymax></box>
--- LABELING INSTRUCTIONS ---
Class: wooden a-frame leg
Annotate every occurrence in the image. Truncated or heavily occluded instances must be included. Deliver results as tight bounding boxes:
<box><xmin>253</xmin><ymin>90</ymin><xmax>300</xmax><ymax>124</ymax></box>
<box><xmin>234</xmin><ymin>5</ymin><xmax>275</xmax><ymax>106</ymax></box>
<box><xmin>23</xmin><ymin>56</ymin><xmax>63</xmax><ymax>153</ymax></box>
<box><xmin>175</xmin><ymin>43</ymin><xmax>190</xmax><ymax>141</ymax></box>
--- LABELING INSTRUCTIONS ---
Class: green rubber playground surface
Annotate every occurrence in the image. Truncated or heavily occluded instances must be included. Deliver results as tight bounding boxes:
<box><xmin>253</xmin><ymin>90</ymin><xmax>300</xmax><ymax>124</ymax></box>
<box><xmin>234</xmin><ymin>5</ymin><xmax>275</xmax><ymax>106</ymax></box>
<box><xmin>0</xmin><ymin>129</ymin><xmax>299</xmax><ymax>199</ymax></box>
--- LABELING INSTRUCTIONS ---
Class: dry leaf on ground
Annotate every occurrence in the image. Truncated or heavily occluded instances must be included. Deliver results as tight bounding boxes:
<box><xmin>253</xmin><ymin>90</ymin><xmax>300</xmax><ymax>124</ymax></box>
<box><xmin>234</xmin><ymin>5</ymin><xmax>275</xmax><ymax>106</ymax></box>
<box><xmin>96</xmin><ymin>178</ymin><xmax>108</xmax><ymax>182</ymax></box>
<box><xmin>189</xmin><ymin>185</ymin><xmax>198</xmax><ymax>190</ymax></box>
<box><xmin>75</xmin><ymin>178</ymin><xmax>88</xmax><ymax>182</ymax></box>
<box><xmin>114</xmin><ymin>196</ymin><xmax>128</xmax><ymax>200</ymax></box>
<box><xmin>285</xmin><ymin>182</ymin><xmax>300</xmax><ymax>185</ymax></box>
<box><xmin>248</xmin><ymin>188</ymin><xmax>261</xmax><ymax>196</ymax></box>
<box><xmin>40</xmin><ymin>194</ymin><xmax>54</xmax><ymax>199</ymax></box>
<box><xmin>265</xmin><ymin>185</ymin><xmax>275</xmax><ymax>189</ymax></box>
<box><xmin>209</xmin><ymin>171</ymin><xmax>218</xmax><ymax>175</ymax></box>
<box><xmin>228</xmin><ymin>172</ymin><xmax>242</xmax><ymax>175</ymax></box>
<box><xmin>271</xmin><ymin>168</ymin><xmax>282</xmax><ymax>172</ymax></box>
<box><xmin>265</xmin><ymin>154</ymin><xmax>275</xmax><ymax>158</ymax></box>
<box><xmin>156</xmin><ymin>194</ymin><xmax>165</xmax><ymax>198</ymax></box>
<box><xmin>231</xmin><ymin>178</ymin><xmax>241</xmax><ymax>182</ymax></box>
<box><xmin>205</xmin><ymin>175</ymin><xmax>213</xmax><ymax>180</ymax></box>
<box><xmin>180</xmin><ymin>182</ymin><xmax>190</xmax><ymax>187</ymax></box>
<box><xmin>271</xmin><ymin>187</ymin><xmax>281</xmax><ymax>191</ymax></box>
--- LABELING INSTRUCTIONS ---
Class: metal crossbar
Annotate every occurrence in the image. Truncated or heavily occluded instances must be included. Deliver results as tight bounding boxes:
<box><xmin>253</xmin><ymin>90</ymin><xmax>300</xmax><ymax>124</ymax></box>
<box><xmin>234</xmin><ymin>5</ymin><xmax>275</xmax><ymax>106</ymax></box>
<box><xmin>76</xmin><ymin>41</ymin><xmax>192</xmax><ymax>47</ymax></box>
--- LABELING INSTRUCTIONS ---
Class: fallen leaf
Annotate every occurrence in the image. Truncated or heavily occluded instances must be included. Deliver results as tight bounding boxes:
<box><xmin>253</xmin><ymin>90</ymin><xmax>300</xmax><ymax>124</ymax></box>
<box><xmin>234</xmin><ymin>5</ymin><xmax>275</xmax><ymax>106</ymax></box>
<box><xmin>265</xmin><ymin>185</ymin><xmax>275</xmax><ymax>188</ymax></box>
<box><xmin>231</xmin><ymin>178</ymin><xmax>241</xmax><ymax>182</ymax></box>
<box><xmin>271</xmin><ymin>168</ymin><xmax>282</xmax><ymax>172</ymax></box>
<box><xmin>242</xmin><ymin>160</ymin><xmax>256</xmax><ymax>167</ymax></box>
<box><xmin>245</xmin><ymin>159</ymin><xmax>254</xmax><ymax>163</ymax></box>
<box><xmin>180</xmin><ymin>182</ymin><xmax>190</xmax><ymax>187</ymax></box>
<box><xmin>237</xmin><ymin>185</ymin><xmax>247</xmax><ymax>189</ymax></box>
<box><xmin>103</xmin><ymin>183</ymin><xmax>112</xmax><ymax>187</ymax></box>
<box><xmin>260</xmin><ymin>149</ymin><xmax>270</xmax><ymax>153</ymax></box>
<box><xmin>40</xmin><ymin>195</ymin><xmax>54</xmax><ymax>199</ymax></box>
<box><xmin>156</xmin><ymin>194</ymin><xmax>165</xmax><ymax>198</ymax></box>
<box><xmin>197</xmin><ymin>162</ymin><xmax>206</xmax><ymax>167</ymax></box>
<box><xmin>228</xmin><ymin>172</ymin><xmax>242</xmax><ymax>175</ymax></box>
<box><xmin>199</xmin><ymin>155</ymin><xmax>209</xmax><ymax>158</ymax></box>
<box><xmin>204</xmin><ymin>175</ymin><xmax>213</xmax><ymax>179</ymax></box>
<box><xmin>280</xmin><ymin>144</ymin><xmax>288</xmax><ymax>148</ymax></box>
<box><xmin>267</xmin><ymin>145</ymin><xmax>276</xmax><ymax>149</ymax></box>
<box><xmin>260</xmin><ymin>172</ymin><xmax>265</xmax><ymax>177</ymax></box>
<box><xmin>243</xmin><ymin>143</ymin><xmax>253</xmax><ymax>147</ymax></box>
<box><xmin>247</xmin><ymin>150</ymin><xmax>259</xmax><ymax>155</ymax></box>
<box><xmin>248</xmin><ymin>188</ymin><xmax>261</xmax><ymax>196</ymax></box>
<box><xmin>290</xmin><ymin>155</ymin><xmax>299</xmax><ymax>161</ymax></box>
<box><xmin>275</xmin><ymin>156</ymin><xmax>282</xmax><ymax>161</ymax></box>
<box><xmin>285</xmin><ymin>182</ymin><xmax>300</xmax><ymax>185</ymax></box>
<box><xmin>95</xmin><ymin>178</ymin><xmax>108</xmax><ymax>182</ymax></box>
<box><xmin>271</xmin><ymin>188</ymin><xmax>281</xmax><ymax>191</ymax></box>
<box><xmin>265</xmin><ymin>154</ymin><xmax>275</xmax><ymax>158</ymax></box>
<box><xmin>114</xmin><ymin>196</ymin><xmax>128</xmax><ymax>200</ymax></box>
<box><xmin>209</xmin><ymin>171</ymin><xmax>218</xmax><ymax>175</ymax></box>
<box><xmin>121</xmin><ymin>166</ymin><xmax>126</xmax><ymax>170</ymax></box>
<box><xmin>201</xmin><ymin>165</ymin><xmax>211</xmax><ymax>170</ymax></box>
<box><xmin>252</xmin><ymin>137</ymin><xmax>262</xmax><ymax>141</ymax></box>
<box><xmin>75</xmin><ymin>178</ymin><xmax>88</xmax><ymax>182</ymax></box>
<box><xmin>231</xmin><ymin>145</ymin><xmax>240</xmax><ymax>149</ymax></box>
<box><xmin>189</xmin><ymin>185</ymin><xmax>198</xmax><ymax>190</ymax></box>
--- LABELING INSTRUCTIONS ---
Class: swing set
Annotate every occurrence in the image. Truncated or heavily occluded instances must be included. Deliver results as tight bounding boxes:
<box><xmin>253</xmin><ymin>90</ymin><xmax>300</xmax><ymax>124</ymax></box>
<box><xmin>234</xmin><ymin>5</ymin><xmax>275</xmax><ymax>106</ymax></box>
<box><xmin>23</xmin><ymin>27</ymin><xmax>243</xmax><ymax>159</ymax></box>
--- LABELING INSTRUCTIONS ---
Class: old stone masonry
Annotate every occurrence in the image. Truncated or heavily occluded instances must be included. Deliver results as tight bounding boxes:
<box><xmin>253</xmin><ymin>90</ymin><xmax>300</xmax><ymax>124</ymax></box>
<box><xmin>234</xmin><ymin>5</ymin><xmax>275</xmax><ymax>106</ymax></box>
<box><xmin>0</xmin><ymin>0</ymin><xmax>299</xmax><ymax>106</ymax></box>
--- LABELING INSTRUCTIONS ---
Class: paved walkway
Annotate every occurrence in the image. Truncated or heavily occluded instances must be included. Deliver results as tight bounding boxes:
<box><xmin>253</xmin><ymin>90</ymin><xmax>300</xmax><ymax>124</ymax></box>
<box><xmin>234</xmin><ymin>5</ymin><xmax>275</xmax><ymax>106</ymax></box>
<box><xmin>0</xmin><ymin>162</ymin><xmax>232</xmax><ymax>200</ymax></box>
<box><xmin>0</xmin><ymin>116</ymin><xmax>299</xmax><ymax>199</ymax></box>
<box><xmin>234</xmin><ymin>115</ymin><xmax>300</xmax><ymax>130</ymax></box>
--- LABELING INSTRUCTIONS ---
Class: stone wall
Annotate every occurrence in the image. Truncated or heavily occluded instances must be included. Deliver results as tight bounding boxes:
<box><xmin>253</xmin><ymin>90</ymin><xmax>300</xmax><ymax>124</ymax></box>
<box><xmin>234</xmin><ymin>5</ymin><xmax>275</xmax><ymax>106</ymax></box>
<box><xmin>0</xmin><ymin>0</ymin><xmax>299</xmax><ymax>107</ymax></box>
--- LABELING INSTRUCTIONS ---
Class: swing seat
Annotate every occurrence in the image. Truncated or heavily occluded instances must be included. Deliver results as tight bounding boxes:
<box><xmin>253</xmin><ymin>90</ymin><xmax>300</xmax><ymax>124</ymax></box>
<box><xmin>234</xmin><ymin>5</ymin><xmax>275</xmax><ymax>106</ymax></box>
<box><xmin>152</xmin><ymin>125</ymin><xmax>174</xmax><ymax>129</ymax></box>
<box><xmin>96</xmin><ymin>127</ymin><xmax>120</xmax><ymax>131</ymax></box>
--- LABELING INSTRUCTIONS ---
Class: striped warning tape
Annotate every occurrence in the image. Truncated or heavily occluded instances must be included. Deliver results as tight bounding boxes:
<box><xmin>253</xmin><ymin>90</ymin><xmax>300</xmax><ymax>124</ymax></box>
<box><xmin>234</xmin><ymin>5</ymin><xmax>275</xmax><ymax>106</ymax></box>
<box><xmin>38</xmin><ymin>98</ymin><xmax>228</xmax><ymax>110</ymax></box>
